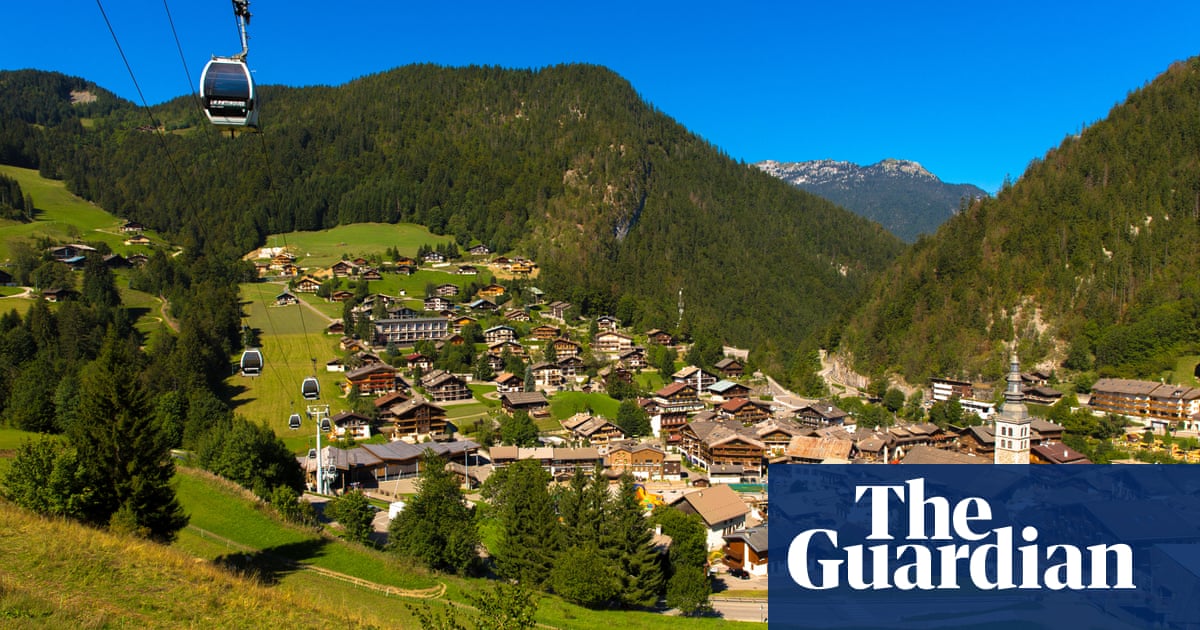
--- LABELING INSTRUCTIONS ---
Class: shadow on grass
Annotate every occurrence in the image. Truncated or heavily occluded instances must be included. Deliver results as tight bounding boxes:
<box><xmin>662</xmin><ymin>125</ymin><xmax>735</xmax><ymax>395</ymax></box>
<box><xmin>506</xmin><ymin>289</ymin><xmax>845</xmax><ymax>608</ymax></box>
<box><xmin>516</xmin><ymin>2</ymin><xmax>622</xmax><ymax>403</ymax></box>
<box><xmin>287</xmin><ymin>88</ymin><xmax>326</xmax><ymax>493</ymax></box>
<box><xmin>213</xmin><ymin>537</ymin><xmax>331</xmax><ymax>585</ymax></box>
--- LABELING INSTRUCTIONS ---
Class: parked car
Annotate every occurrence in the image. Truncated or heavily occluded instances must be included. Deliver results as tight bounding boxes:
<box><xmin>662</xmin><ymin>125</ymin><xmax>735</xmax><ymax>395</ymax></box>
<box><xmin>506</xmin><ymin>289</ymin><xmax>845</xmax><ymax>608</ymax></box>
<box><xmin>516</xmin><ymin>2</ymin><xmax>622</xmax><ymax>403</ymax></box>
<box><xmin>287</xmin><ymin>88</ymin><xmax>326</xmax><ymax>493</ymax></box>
<box><xmin>729</xmin><ymin>568</ymin><xmax>750</xmax><ymax>579</ymax></box>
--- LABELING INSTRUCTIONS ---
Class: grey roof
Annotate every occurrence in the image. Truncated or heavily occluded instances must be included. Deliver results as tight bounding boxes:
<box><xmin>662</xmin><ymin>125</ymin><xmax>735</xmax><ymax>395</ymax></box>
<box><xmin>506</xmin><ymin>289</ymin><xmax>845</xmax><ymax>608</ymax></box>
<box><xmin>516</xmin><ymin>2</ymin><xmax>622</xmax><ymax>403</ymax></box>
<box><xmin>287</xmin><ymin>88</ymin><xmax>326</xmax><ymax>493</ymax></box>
<box><xmin>723</xmin><ymin>524</ymin><xmax>768</xmax><ymax>553</ymax></box>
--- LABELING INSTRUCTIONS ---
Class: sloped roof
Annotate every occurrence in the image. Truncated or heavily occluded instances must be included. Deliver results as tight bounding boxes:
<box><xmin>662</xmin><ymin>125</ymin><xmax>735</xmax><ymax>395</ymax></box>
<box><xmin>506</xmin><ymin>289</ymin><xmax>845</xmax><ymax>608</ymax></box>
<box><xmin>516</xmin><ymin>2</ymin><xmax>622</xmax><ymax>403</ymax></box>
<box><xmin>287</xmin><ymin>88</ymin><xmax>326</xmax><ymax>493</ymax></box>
<box><xmin>672</xmin><ymin>485</ymin><xmax>750</xmax><ymax>527</ymax></box>
<box><xmin>723</xmin><ymin>524</ymin><xmax>768</xmax><ymax>553</ymax></box>
<box><xmin>786</xmin><ymin>435</ymin><xmax>854</xmax><ymax>461</ymax></box>
<box><xmin>900</xmin><ymin>445</ymin><xmax>986</xmax><ymax>464</ymax></box>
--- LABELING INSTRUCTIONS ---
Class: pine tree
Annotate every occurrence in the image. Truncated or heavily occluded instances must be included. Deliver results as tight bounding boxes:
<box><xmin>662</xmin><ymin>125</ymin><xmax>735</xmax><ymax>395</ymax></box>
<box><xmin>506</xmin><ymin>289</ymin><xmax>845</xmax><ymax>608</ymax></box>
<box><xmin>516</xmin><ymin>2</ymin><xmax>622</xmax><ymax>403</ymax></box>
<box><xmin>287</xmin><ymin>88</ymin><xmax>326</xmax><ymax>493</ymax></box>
<box><xmin>490</xmin><ymin>460</ymin><xmax>561</xmax><ymax>586</ymax></box>
<box><xmin>70</xmin><ymin>332</ymin><xmax>188</xmax><ymax>541</ymax></box>
<box><xmin>388</xmin><ymin>449</ymin><xmax>478</xmax><ymax>574</ymax></box>
<box><xmin>603</xmin><ymin>474</ymin><xmax>664</xmax><ymax>608</ymax></box>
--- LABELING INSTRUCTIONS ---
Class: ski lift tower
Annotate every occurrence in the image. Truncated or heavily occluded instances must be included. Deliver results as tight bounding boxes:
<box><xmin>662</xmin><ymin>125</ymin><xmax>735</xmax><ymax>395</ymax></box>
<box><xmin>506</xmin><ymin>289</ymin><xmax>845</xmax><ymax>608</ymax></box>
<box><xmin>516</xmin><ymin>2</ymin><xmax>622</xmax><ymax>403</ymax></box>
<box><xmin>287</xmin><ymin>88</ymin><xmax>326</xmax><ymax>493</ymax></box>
<box><xmin>307</xmin><ymin>404</ymin><xmax>333</xmax><ymax>494</ymax></box>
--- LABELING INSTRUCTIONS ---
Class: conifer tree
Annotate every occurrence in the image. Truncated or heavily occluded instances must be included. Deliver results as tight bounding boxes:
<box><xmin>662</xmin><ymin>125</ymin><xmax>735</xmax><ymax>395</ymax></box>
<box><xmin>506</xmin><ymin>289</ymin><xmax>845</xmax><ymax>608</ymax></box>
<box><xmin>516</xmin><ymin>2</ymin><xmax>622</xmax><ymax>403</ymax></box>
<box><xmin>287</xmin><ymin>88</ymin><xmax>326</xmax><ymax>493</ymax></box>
<box><xmin>388</xmin><ymin>449</ymin><xmax>478</xmax><ymax>574</ymax></box>
<box><xmin>603</xmin><ymin>474</ymin><xmax>664</xmax><ymax>608</ymax></box>
<box><xmin>489</xmin><ymin>459</ymin><xmax>561</xmax><ymax>586</ymax></box>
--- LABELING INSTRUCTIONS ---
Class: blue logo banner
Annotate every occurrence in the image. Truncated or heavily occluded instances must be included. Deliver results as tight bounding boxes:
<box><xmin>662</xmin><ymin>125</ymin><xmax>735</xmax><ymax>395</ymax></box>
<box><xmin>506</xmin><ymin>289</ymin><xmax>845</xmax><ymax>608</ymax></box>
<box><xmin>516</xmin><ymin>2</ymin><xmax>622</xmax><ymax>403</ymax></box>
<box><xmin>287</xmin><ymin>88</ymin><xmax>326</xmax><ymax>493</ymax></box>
<box><xmin>768</xmin><ymin>465</ymin><xmax>1200</xmax><ymax>629</ymax></box>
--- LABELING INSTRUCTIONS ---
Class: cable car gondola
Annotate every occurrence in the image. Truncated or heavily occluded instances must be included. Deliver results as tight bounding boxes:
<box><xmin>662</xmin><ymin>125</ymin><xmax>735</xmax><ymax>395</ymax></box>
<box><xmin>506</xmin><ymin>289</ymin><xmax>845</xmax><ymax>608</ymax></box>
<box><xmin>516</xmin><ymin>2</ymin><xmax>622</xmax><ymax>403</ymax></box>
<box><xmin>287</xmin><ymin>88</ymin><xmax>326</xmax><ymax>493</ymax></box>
<box><xmin>200</xmin><ymin>0</ymin><xmax>258</xmax><ymax>129</ymax></box>
<box><xmin>240</xmin><ymin>347</ymin><xmax>263</xmax><ymax>376</ymax></box>
<box><xmin>319</xmin><ymin>417</ymin><xmax>332</xmax><ymax>432</ymax></box>
<box><xmin>288</xmin><ymin>412</ymin><xmax>301</xmax><ymax>430</ymax></box>
<box><xmin>301</xmin><ymin>376</ymin><xmax>320</xmax><ymax>400</ymax></box>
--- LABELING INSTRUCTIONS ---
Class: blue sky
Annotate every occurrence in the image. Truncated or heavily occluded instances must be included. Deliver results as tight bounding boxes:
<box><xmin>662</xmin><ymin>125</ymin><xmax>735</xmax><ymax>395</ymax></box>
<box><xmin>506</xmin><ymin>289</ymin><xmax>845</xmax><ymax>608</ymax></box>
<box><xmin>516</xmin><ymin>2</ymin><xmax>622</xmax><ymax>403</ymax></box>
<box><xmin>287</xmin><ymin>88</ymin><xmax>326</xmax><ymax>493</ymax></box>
<box><xmin>5</xmin><ymin>1</ymin><xmax>1200</xmax><ymax>193</ymax></box>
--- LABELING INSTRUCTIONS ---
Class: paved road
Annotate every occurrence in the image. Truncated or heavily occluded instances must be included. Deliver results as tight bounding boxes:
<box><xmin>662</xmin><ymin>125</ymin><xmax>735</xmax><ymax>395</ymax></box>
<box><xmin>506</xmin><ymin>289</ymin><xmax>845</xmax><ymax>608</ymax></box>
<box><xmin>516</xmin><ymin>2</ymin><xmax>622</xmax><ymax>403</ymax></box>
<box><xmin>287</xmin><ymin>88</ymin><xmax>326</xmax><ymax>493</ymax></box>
<box><xmin>709</xmin><ymin>597</ymin><xmax>768</xmax><ymax>623</ymax></box>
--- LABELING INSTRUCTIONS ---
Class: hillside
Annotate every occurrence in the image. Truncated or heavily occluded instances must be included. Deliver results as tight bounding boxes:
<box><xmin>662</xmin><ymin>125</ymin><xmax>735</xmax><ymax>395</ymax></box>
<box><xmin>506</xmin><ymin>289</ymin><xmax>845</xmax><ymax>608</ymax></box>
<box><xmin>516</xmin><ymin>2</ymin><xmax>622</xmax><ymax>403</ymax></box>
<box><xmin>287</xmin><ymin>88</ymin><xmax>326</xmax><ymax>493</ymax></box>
<box><xmin>0</xmin><ymin>66</ymin><xmax>904</xmax><ymax>377</ymax></box>
<box><xmin>756</xmin><ymin>158</ymin><xmax>988</xmax><ymax>242</ymax></box>
<box><xmin>841</xmin><ymin>58</ymin><xmax>1200</xmax><ymax>384</ymax></box>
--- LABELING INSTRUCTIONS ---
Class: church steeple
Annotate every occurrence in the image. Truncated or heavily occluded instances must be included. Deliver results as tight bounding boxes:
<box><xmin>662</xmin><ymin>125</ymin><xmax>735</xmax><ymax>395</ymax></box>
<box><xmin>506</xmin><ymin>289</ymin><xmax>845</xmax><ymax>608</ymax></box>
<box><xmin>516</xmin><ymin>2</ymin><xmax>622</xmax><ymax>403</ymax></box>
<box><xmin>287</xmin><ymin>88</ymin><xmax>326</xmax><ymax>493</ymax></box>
<box><xmin>994</xmin><ymin>351</ymin><xmax>1031</xmax><ymax>464</ymax></box>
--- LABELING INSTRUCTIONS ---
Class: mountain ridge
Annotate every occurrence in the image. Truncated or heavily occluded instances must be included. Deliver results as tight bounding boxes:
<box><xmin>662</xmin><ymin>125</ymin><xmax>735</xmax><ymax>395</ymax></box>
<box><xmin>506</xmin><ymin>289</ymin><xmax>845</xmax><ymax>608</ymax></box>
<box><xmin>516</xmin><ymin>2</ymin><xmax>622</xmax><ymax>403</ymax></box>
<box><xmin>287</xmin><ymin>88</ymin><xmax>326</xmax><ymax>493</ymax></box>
<box><xmin>755</xmin><ymin>158</ymin><xmax>987</xmax><ymax>242</ymax></box>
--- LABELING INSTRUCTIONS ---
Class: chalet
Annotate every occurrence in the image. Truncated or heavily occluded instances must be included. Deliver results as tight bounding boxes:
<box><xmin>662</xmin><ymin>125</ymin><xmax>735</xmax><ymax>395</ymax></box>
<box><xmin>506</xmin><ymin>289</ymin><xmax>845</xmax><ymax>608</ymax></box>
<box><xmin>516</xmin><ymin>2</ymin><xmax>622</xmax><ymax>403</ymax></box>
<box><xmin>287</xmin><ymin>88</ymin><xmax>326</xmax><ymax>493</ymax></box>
<box><xmin>509</xmin><ymin>259</ymin><xmax>535</xmax><ymax>275</ymax></box>
<box><xmin>404</xmin><ymin>353</ymin><xmax>434</xmax><ymax>374</ymax></box>
<box><xmin>561</xmin><ymin>413</ymin><xmax>626</xmax><ymax>445</ymax></box>
<box><xmin>593</xmin><ymin>331</ymin><xmax>634</xmax><ymax>357</ymax></box>
<box><xmin>678</xmin><ymin>417</ymin><xmax>765</xmax><ymax>480</ymax></box>
<box><xmin>617</xmin><ymin>346</ymin><xmax>647</xmax><ymax>370</ymax></box>
<box><xmin>0</xmin><ymin>269</ymin><xmax>12</xmax><ymax>286</ymax></box>
<box><xmin>329</xmin><ymin>260</ymin><xmax>359</xmax><ymax>277</ymax></box>
<box><xmin>670</xmin><ymin>485</ymin><xmax>751</xmax><ymax>551</ymax></box>
<box><xmin>556</xmin><ymin>355</ymin><xmax>585</xmax><ymax>380</ymax></box>
<box><xmin>525</xmin><ymin>286</ymin><xmax>545</xmax><ymax>304</ymax></box>
<box><xmin>605</xmin><ymin>443</ymin><xmax>682</xmax><ymax>481</ymax></box>
<box><xmin>275</xmin><ymin>290</ymin><xmax>298</xmax><ymax>306</ymax></box>
<box><xmin>372</xmin><ymin>390</ymin><xmax>411</xmax><ymax>414</ymax></box>
<box><xmin>753</xmin><ymin>418</ymin><xmax>808</xmax><ymax>456</ymax></box>
<box><xmin>102</xmin><ymin>254</ymin><xmax>128</xmax><ymax>269</ymax></box>
<box><xmin>278</xmin><ymin>263</ymin><xmax>300</xmax><ymax>277</ymax></box>
<box><xmin>492</xmin><ymin>256</ymin><xmax>511</xmax><ymax>266</ymax></box>
<box><xmin>530</xmin><ymin>362</ymin><xmax>563</xmax><ymax>390</ymax></box>
<box><xmin>708</xmin><ymin>380</ymin><xmax>752</xmax><ymax>401</ymax></box>
<box><xmin>1023</xmin><ymin>385</ymin><xmax>1064</xmax><ymax>405</ymax></box>
<box><xmin>374</xmin><ymin>317</ymin><xmax>449</xmax><ymax>345</ymax></box>
<box><xmin>120</xmin><ymin>220</ymin><xmax>144</xmax><ymax>233</ymax></box>
<box><xmin>393</xmin><ymin>264</ymin><xmax>417</xmax><ymax>276</ymax></box>
<box><xmin>785</xmin><ymin>434</ymin><xmax>855</xmax><ymax>464</ymax></box>
<box><xmin>485</xmin><ymin>353</ymin><xmax>505</xmax><ymax>374</ymax></box>
<box><xmin>468</xmin><ymin>244</ymin><xmax>491</xmax><ymax>256</ymax></box>
<box><xmin>1030</xmin><ymin>442</ymin><xmax>1092</xmax><ymax>464</ymax></box>
<box><xmin>723</xmin><ymin>525</ymin><xmax>769</xmax><ymax>578</ymax></box>
<box><xmin>435</xmin><ymin>283</ymin><xmax>460</xmax><ymax>297</ymax></box>
<box><xmin>793</xmin><ymin>401</ymin><xmax>850</xmax><ymax>428</ymax></box>
<box><xmin>717</xmin><ymin>398</ymin><xmax>772</xmax><ymax>426</ymax></box>
<box><xmin>545</xmin><ymin>300</ymin><xmax>572</xmax><ymax>321</ymax></box>
<box><xmin>900</xmin><ymin>445</ymin><xmax>987</xmax><ymax>465</ymax></box>
<box><xmin>344</xmin><ymin>363</ymin><xmax>405</xmax><ymax>396</ymax></box>
<box><xmin>450</xmin><ymin>315</ymin><xmax>478</xmax><ymax>333</ymax></box>
<box><xmin>329</xmin><ymin>411</ymin><xmax>374</xmax><ymax>440</ymax></box>
<box><xmin>349</xmin><ymin>257</ymin><xmax>368</xmax><ymax>267</ymax></box>
<box><xmin>422</xmin><ymin>251</ymin><xmax>446</xmax><ymax>264</ymax></box>
<box><xmin>360</xmin><ymin>268</ymin><xmax>382</xmax><ymax>281</ymax></box>
<box><xmin>330</xmin><ymin>290</ymin><xmax>355</xmax><ymax>302</ymax></box>
<box><xmin>42</xmin><ymin>287</ymin><xmax>73</xmax><ymax>302</ymax></box>
<box><xmin>931</xmin><ymin>377</ymin><xmax>973</xmax><ymax>402</ymax></box>
<box><xmin>673</xmin><ymin>365</ymin><xmax>719</xmax><ymax>392</ymax></box>
<box><xmin>423</xmin><ymin>296</ymin><xmax>451</xmax><ymax>312</ymax></box>
<box><xmin>324</xmin><ymin>357</ymin><xmax>346</xmax><ymax>373</ymax></box>
<box><xmin>48</xmin><ymin>244</ymin><xmax>96</xmax><ymax>260</ymax></box>
<box><xmin>596</xmin><ymin>315</ymin><xmax>620</xmax><ymax>332</ymax></box>
<box><xmin>531</xmin><ymin>324</ymin><xmax>561</xmax><ymax>341</ymax></box>
<box><xmin>456</xmin><ymin>265</ymin><xmax>478</xmax><ymax>275</ymax></box>
<box><xmin>127</xmin><ymin>253</ymin><xmax>149</xmax><ymax>267</ymax></box>
<box><xmin>489</xmin><ymin>446</ymin><xmax>602</xmax><ymax>479</ymax></box>
<box><xmin>386</xmin><ymin>305</ymin><xmax>422</xmax><ymax>320</ymax></box>
<box><xmin>124</xmin><ymin>234</ymin><xmax>151</xmax><ymax>246</ymax></box>
<box><xmin>494</xmin><ymin>372</ymin><xmax>524</xmax><ymax>393</ymax></box>
<box><xmin>270</xmin><ymin>251</ymin><xmax>297</xmax><ymax>267</ymax></box>
<box><xmin>294</xmin><ymin>276</ymin><xmax>322</xmax><ymax>293</ymax></box>
<box><xmin>477</xmin><ymin>283</ymin><xmax>506</xmax><ymax>298</ymax></box>
<box><xmin>487</xmin><ymin>339</ymin><xmax>525</xmax><ymax>357</ymax></box>
<box><xmin>340</xmin><ymin>336</ymin><xmax>366</xmax><ymax>352</ymax></box>
<box><xmin>504</xmin><ymin>309</ymin><xmax>531</xmax><ymax>322</ymax></box>
<box><xmin>420</xmin><ymin>370</ymin><xmax>472</xmax><ymax>402</ymax></box>
<box><xmin>467</xmin><ymin>298</ymin><xmax>497</xmax><ymax>312</ymax></box>
<box><xmin>394</xmin><ymin>256</ymin><xmax>417</xmax><ymax>267</ymax></box>
<box><xmin>551</xmin><ymin>337</ymin><xmax>582</xmax><ymax>360</ymax></box>
<box><xmin>885</xmin><ymin>422</ymin><xmax>954</xmax><ymax>452</ymax></box>
<box><xmin>500</xmin><ymin>391</ymin><xmax>550</xmax><ymax>416</ymax></box>
<box><xmin>312</xmin><ymin>440</ymin><xmax>479</xmax><ymax>489</ymax></box>
<box><xmin>645</xmin><ymin>329</ymin><xmax>675</xmax><ymax>346</ymax></box>
<box><xmin>1090</xmin><ymin>378</ymin><xmax>1200</xmax><ymax>430</ymax></box>
<box><xmin>714</xmin><ymin>358</ymin><xmax>745</xmax><ymax>379</ymax></box>
<box><xmin>379</xmin><ymin>396</ymin><xmax>449</xmax><ymax>437</ymax></box>
<box><xmin>650</xmin><ymin>382</ymin><xmax>704</xmax><ymax>443</ymax></box>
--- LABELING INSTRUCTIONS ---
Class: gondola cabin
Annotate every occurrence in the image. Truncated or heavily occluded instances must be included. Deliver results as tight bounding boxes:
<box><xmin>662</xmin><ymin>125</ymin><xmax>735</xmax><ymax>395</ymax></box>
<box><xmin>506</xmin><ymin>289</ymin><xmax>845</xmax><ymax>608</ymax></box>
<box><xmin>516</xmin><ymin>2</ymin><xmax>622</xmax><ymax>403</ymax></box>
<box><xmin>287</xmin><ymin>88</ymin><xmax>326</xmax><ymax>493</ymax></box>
<box><xmin>319</xmin><ymin>417</ymin><xmax>332</xmax><ymax>432</ymax></box>
<box><xmin>288</xmin><ymin>413</ymin><xmax>301</xmax><ymax>430</ymax></box>
<box><xmin>240</xmin><ymin>348</ymin><xmax>263</xmax><ymax>376</ymax></box>
<box><xmin>301</xmin><ymin>376</ymin><xmax>320</xmax><ymax>400</ymax></box>
<box><xmin>200</xmin><ymin>58</ymin><xmax>258</xmax><ymax>128</ymax></box>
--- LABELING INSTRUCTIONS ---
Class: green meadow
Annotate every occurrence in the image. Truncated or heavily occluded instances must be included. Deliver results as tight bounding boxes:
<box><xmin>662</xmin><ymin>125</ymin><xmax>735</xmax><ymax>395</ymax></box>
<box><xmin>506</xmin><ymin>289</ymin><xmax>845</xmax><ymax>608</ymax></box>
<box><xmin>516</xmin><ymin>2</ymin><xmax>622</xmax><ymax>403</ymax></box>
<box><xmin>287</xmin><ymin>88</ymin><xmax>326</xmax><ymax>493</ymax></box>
<box><xmin>259</xmin><ymin>222</ymin><xmax>453</xmax><ymax>268</ymax></box>
<box><xmin>0</xmin><ymin>164</ymin><xmax>164</xmax><ymax>260</ymax></box>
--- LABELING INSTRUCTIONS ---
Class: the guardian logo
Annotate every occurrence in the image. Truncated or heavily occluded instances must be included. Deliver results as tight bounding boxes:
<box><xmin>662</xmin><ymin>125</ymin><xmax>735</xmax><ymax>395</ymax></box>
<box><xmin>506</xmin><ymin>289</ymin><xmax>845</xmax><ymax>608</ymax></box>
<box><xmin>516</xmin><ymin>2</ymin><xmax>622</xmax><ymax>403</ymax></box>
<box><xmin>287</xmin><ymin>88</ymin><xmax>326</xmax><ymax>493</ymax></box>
<box><xmin>787</xmin><ymin>478</ymin><xmax>1136</xmax><ymax>591</ymax></box>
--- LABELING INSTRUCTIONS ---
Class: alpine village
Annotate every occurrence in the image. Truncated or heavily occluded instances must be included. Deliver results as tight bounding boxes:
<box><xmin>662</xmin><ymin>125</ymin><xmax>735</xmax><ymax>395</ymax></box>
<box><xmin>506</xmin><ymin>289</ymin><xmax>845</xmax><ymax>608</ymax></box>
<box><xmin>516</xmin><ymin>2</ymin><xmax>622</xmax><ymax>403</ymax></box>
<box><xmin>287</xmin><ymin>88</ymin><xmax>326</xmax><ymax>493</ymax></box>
<box><xmin>3</xmin><ymin>50</ymin><xmax>1200</xmax><ymax>629</ymax></box>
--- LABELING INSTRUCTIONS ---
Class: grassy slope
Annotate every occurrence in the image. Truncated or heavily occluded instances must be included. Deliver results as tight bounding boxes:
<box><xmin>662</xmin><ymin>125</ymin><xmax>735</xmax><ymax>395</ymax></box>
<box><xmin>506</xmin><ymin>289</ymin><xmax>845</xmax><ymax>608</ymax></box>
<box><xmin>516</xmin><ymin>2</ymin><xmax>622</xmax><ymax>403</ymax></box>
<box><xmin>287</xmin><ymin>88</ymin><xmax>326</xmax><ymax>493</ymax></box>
<box><xmin>0</xmin><ymin>165</ymin><xmax>163</xmax><ymax>260</ymax></box>
<box><xmin>259</xmin><ymin>222</ymin><xmax>452</xmax><ymax>268</ymax></box>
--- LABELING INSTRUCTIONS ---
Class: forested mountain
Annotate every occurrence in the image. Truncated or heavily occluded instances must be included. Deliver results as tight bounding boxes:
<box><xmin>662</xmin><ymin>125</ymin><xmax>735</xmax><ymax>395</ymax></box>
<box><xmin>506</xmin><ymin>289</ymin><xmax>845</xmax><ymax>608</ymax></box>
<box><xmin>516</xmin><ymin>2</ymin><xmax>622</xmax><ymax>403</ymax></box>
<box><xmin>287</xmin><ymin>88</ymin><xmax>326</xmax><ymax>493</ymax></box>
<box><xmin>756</xmin><ymin>158</ymin><xmax>988</xmax><ymax>242</ymax></box>
<box><xmin>0</xmin><ymin>65</ymin><xmax>904</xmax><ymax>379</ymax></box>
<box><xmin>842</xmin><ymin>58</ymin><xmax>1200</xmax><ymax>385</ymax></box>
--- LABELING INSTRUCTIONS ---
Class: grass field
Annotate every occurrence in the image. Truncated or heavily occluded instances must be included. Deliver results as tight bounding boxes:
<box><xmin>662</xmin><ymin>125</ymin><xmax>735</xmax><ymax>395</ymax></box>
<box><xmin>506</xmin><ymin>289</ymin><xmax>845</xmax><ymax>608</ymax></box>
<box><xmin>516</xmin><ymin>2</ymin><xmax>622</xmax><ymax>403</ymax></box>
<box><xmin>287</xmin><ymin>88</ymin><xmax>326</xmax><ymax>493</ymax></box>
<box><xmin>259</xmin><ymin>223</ymin><xmax>453</xmax><ymax>268</ymax></box>
<box><xmin>0</xmin><ymin>164</ymin><xmax>162</xmax><ymax>260</ymax></box>
<box><xmin>549</xmin><ymin>391</ymin><xmax>621</xmax><ymax>420</ymax></box>
<box><xmin>1170</xmin><ymin>355</ymin><xmax>1200</xmax><ymax>387</ymax></box>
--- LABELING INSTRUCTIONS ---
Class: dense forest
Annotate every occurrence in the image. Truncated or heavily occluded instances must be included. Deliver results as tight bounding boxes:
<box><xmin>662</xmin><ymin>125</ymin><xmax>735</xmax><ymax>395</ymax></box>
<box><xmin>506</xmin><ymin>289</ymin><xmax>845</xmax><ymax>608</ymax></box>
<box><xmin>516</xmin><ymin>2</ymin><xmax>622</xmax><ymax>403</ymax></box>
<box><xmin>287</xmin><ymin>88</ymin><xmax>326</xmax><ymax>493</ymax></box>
<box><xmin>843</xmin><ymin>58</ymin><xmax>1200</xmax><ymax>384</ymax></box>
<box><xmin>0</xmin><ymin>66</ymin><xmax>903</xmax><ymax>379</ymax></box>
